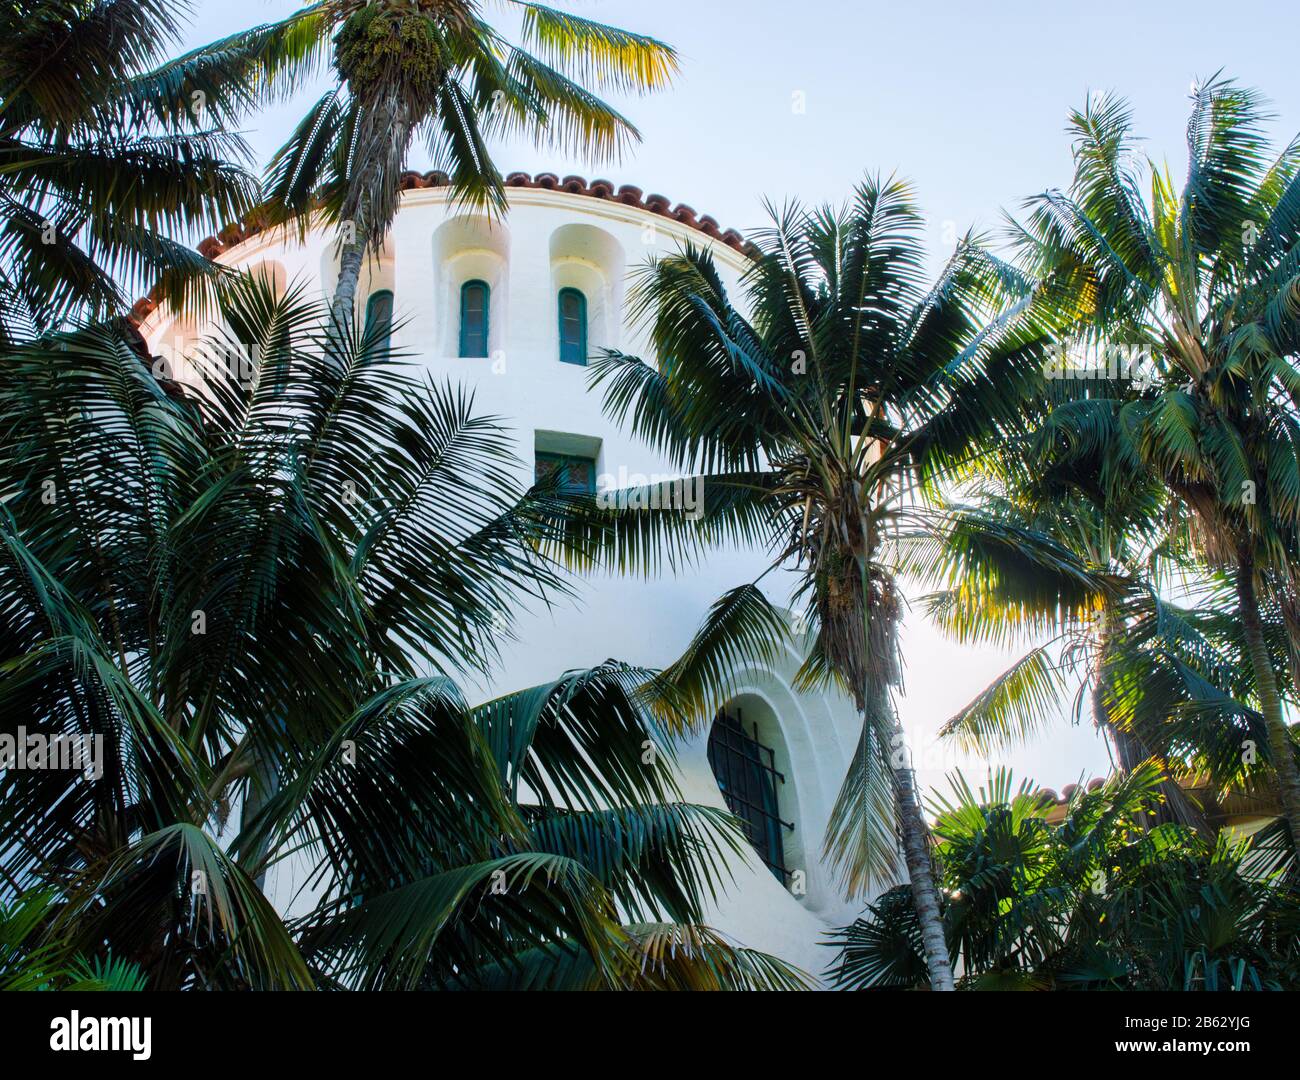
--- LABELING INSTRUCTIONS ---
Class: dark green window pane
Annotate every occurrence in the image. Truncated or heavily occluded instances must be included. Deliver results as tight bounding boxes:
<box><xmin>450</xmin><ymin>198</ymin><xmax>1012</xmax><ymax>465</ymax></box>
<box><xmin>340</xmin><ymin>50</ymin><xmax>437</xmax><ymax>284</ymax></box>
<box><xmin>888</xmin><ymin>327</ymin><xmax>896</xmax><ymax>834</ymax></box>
<box><xmin>364</xmin><ymin>290</ymin><xmax>393</xmax><ymax>355</ymax></box>
<box><xmin>459</xmin><ymin>280</ymin><xmax>489</xmax><ymax>358</ymax></box>
<box><xmin>557</xmin><ymin>288</ymin><xmax>587</xmax><ymax>365</ymax></box>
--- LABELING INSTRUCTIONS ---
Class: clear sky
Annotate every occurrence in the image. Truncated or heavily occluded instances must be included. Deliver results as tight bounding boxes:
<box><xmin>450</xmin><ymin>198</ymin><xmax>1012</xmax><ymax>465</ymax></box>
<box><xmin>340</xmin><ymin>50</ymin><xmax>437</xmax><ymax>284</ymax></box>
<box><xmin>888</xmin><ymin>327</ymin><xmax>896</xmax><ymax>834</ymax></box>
<box><xmin>172</xmin><ymin>0</ymin><xmax>1300</xmax><ymax>798</ymax></box>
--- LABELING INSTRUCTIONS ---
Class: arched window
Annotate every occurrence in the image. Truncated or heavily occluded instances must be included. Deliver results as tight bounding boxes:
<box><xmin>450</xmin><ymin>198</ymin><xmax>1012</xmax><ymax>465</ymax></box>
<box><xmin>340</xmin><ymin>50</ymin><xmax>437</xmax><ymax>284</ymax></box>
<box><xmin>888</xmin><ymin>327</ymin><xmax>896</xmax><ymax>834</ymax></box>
<box><xmin>459</xmin><ymin>280</ymin><xmax>490</xmax><ymax>358</ymax></box>
<box><xmin>363</xmin><ymin>289</ymin><xmax>393</xmax><ymax>355</ymax></box>
<box><xmin>707</xmin><ymin>708</ymin><xmax>793</xmax><ymax>883</ymax></box>
<box><xmin>557</xmin><ymin>287</ymin><xmax>587</xmax><ymax>365</ymax></box>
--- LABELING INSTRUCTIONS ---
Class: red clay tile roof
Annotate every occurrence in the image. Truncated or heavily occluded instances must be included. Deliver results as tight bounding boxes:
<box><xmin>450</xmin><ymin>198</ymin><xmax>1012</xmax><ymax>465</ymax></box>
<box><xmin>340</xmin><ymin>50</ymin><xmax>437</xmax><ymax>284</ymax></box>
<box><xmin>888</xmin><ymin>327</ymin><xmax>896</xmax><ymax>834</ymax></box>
<box><xmin>1035</xmin><ymin>778</ymin><xmax>1106</xmax><ymax>806</ymax></box>
<box><xmin>129</xmin><ymin>171</ymin><xmax>747</xmax><ymax>326</ymax></box>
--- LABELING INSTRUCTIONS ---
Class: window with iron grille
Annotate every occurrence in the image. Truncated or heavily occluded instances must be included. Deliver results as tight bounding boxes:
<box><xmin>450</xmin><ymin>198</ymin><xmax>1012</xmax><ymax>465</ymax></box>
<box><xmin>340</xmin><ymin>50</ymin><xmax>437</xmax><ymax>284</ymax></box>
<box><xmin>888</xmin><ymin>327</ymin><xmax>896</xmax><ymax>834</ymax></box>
<box><xmin>706</xmin><ymin>709</ymin><xmax>793</xmax><ymax>883</ymax></box>
<box><xmin>535</xmin><ymin>451</ymin><xmax>596</xmax><ymax>494</ymax></box>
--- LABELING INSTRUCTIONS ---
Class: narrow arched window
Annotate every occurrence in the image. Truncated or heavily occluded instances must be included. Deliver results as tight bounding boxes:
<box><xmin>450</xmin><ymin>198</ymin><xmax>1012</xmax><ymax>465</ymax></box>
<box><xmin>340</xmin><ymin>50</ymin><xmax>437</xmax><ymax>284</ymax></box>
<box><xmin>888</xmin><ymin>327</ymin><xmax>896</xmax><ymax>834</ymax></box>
<box><xmin>459</xmin><ymin>280</ymin><xmax>490</xmax><ymax>358</ymax></box>
<box><xmin>363</xmin><ymin>289</ymin><xmax>393</xmax><ymax>356</ymax></box>
<box><xmin>557</xmin><ymin>287</ymin><xmax>587</xmax><ymax>365</ymax></box>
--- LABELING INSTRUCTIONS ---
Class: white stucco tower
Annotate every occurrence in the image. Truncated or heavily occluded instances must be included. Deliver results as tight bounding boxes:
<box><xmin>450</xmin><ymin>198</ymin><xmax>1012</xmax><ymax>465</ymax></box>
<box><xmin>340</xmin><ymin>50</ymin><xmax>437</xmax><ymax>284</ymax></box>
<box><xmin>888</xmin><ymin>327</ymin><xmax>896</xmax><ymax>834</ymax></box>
<box><xmin>138</xmin><ymin>172</ymin><xmax>864</xmax><ymax>980</ymax></box>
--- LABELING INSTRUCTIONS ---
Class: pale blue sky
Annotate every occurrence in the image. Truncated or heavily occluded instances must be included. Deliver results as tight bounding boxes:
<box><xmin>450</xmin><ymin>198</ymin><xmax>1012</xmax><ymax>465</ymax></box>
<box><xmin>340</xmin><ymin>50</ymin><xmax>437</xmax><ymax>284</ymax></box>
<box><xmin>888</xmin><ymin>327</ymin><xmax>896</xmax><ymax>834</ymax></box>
<box><xmin>171</xmin><ymin>0</ymin><xmax>1299</xmax><ymax>796</ymax></box>
<box><xmin>182</xmin><ymin>0</ymin><xmax>1300</xmax><ymax>259</ymax></box>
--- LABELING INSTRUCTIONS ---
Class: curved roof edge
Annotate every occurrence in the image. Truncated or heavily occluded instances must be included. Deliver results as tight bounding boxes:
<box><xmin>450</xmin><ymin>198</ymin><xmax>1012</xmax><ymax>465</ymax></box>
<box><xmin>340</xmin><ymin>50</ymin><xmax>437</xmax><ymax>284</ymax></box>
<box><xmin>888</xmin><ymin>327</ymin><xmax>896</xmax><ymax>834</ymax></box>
<box><xmin>130</xmin><ymin>170</ymin><xmax>750</xmax><ymax>326</ymax></box>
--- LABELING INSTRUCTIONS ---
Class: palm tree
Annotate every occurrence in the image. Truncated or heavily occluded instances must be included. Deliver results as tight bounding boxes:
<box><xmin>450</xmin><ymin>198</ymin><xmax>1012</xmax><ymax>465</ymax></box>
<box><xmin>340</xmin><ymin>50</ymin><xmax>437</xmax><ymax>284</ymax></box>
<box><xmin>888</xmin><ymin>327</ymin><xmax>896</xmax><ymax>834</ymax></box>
<box><xmin>0</xmin><ymin>0</ymin><xmax>274</xmax><ymax>343</ymax></box>
<box><xmin>1</xmin><ymin>889</ymin><xmax>146</xmax><ymax>990</ymax></box>
<box><xmin>0</xmin><ymin>272</ymin><xmax>807</xmax><ymax>989</ymax></box>
<box><xmin>547</xmin><ymin>177</ymin><xmax>1056</xmax><ymax>990</ymax></box>
<box><xmin>228</xmin><ymin>0</ymin><xmax>677</xmax><ymax>324</ymax></box>
<box><xmin>1011</xmin><ymin>76</ymin><xmax>1300</xmax><ymax>848</ymax></box>
<box><xmin>912</xmin><ymin>456</ymin><xmax>1217</xmax><ymax>830</ymax></box>
<box><xmin>916</xmin><ymin>411</ymin><xmax>1300</xmax><ymax>836</ymax></box>
<box><xmin>828</xmin><ymin>766</ymin><xmax>1300</xmax><ymax>990</ymax></box>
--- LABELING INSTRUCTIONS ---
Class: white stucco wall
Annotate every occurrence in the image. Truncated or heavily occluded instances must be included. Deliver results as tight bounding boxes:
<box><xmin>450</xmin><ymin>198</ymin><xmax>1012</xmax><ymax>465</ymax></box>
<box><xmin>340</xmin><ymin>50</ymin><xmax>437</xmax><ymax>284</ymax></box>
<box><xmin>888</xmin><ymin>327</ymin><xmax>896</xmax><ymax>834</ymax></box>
<box><xmin>143</xmin><ymin>184</ymin><xmax>865</xmax><ymax>982</ymax></box>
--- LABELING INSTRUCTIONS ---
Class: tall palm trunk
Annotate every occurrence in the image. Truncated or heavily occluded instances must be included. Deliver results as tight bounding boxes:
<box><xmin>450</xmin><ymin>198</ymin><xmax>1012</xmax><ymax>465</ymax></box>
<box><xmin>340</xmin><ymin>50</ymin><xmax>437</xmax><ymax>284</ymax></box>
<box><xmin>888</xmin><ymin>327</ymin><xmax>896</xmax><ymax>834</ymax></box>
<box><xmin>833</xmin><ymin>551</ymin><xmax>954</xmax><ymax>990</ymax></box>
<box><xmin>332</xmin><ymin>235</ymin><xmax>367</xmax><ymax>330</ymax></box>
<box><xmin>888</xmin><ymin>709</ymin><xmax>955</xmax><ymax>991</ymax></box>
<box><xmin>331</xmin><ymin>90</ymin><xmax>417</xmax><ymax>329</ymax></box>
<box><xmin>1235</xmin><ymin>556</ymin><xmax>1300</xmax><ymax>851</ymax></box>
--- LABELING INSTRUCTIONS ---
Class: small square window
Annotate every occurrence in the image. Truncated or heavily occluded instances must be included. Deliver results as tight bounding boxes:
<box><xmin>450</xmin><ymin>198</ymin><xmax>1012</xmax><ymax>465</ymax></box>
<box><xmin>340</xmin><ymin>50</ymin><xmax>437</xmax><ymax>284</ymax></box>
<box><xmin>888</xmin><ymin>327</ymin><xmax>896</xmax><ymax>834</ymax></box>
<box><xmin>535</xmin><ymin>451</ymin><xmax>596</xmax><ymax>495</ymax></box>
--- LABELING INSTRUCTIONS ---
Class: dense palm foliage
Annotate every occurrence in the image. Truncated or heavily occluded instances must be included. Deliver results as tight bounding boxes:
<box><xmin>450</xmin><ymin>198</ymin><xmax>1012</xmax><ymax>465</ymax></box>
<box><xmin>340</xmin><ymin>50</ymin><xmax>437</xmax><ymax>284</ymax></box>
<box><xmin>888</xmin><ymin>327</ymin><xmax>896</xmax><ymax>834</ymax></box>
<box><xmin>1</xmin><ymin>889</ymin><xmax>146</xmax><ymax>990</ymax></box>
<box><xmin>5</xmin><ymin>2</ymin><xmax>1299</xmax><ymax>992</ymax></box>
<box><xmin>230</xmin><ymin>0</ymin><xmax>677</xmax><ymax>320</ymax></box>
<box><xmin>1009</xmin><ymin>76</ymin><xmax>1300</xmax><ymax>848</ymax></box>
<box><xmin>912</xmin><ymin>466</ymin><xmax>1283</xmax><ymax>833</ymax></box>
<box><xmin>0</xmin><ymin>0</ymin><xmax>277</xmax><ymax>343</ymax></box>
<box><xmin>0</xmin><ymin>273</ymin><xmax>808</xmax><ymax>989</ymax></box>
<box><xmin>828</xmin><ymin>767</ymin><xmax>1300</xmax><ymax>990</ymax></box>
<box><xmin>552</xmin><ymin>177</ymin><xmax>1058</xmax><ymax>989</ymax></box>
<box><xmin>827</xmin><ymin>77</ymin><xmax>1300</xmax><ymax>990</ymax></box>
